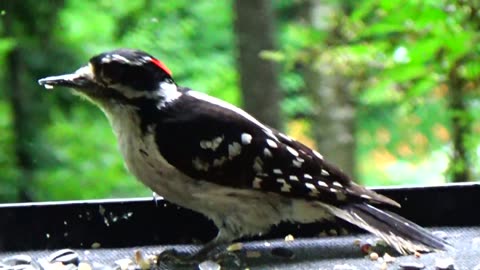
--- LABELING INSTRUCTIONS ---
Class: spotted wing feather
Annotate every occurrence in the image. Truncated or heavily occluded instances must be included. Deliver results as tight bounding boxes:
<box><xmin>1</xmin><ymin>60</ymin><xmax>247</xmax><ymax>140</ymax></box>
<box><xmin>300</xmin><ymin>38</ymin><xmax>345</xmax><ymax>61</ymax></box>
<box><xmin>150</xmin><ymin>91</ymin><xmax>397</xmax><ymax>207</ymax></box>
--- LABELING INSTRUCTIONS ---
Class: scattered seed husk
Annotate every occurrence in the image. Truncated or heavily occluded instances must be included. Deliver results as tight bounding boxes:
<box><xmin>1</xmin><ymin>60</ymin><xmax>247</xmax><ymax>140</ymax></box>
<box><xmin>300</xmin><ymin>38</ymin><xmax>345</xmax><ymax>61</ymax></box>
<box><xmin>2</xmin><ymin>255</ymin><xmax>32</xmax><ymax>266</ymax></box>
<box><xmin>432</xmin><ymin>231</ymin><xmax>449</xmax><ymax>240</ymax></box>
<box><xmin>333</xmin><ymin>264</ymin><xmax>358</xmax><ymax>270</ymax></box>
<box><xmin>434</xmin><ymin>258</ymin><xmax>456</xmax><ymax>270</ymax></box>
<box><xmin>360</xmin><ymin>243</ymin><xmax>372</xmax><ymax>254</ymax></box>
<box><xmin>369</xmin><ymin>252</ymin><xmax>379</xmax><ymax>261</ymax></box>
<box><xmin>245</xmin><ymin>251</ymin><xmax>261</xmax><ymax>258</ymax></box>
<box><xmin>198</xmin><ymin>260</ymin><xmax>221</xmax><ymax>270</ymax></box>
<box><xmin>399</xmin><ymin>262</ymin><xmax>425</xmax><ymax>270</ymax></box>
<box><xmin>379</xmin><ymin>262</ymin><xmax>388</xmax><ymax>270</ymax></box>
<box><xmin>472</xmin><ymin>237</ymin><xmax>480</xmax><ymax>250</ymax></box>
<box><xmin>226</xmin><ymin>242</ymin><xmax>243</xmax><ymax>252</ymax></box>
<box><xmin>328</xmin><ymin>229</ymin><xmax>338</xmax><ymax>236</ymax></box>
<box><xmin>375</xmin><ymin>238</ymin><xmax>388</xmax><ymax>247</ymax></box>
<box><xmin>78</xmin><ymin>262</ymin><xmax>92</xmax><ymax>270</ymax></box>
<box><xmin>284</xmin><ymin>234</ymin><xmax>294</xmax><ymax>242</ymax></box>
<box><xmin>113</xmin><ymin>259</ymin><xmax>133</xmax><ymax>270</ymax></box>
<box><xmin>134</xmin><ymin>250</ymin><xmax>151</xmax><ymax>270</ymax></box>
<box><xmin>353</xmin><ymin>239</ymin><xmax>361</xmax><ymax>247</ymax></box>
<box><xmin>383</xmin><ymin>253</ymin><xmax>395</xmax><ymax>263</ymax></box>
<box><xmin>48</xmin><ymin>249</ymin><xmax>79</xmax><ymax>266</ymax></box>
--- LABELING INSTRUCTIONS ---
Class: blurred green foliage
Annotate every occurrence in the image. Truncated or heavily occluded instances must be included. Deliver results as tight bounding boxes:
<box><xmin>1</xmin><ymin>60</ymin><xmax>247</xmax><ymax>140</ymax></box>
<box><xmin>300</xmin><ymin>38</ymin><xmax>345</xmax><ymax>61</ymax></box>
<box><xmin>0</xmin><ymin>0</ymin><xmax>478</xmax><ymax>202</ymax></box>
<box><xmin>274</xmin><ymin>0</ymin><xmax>480</xmax><ymax>185</ymax></box>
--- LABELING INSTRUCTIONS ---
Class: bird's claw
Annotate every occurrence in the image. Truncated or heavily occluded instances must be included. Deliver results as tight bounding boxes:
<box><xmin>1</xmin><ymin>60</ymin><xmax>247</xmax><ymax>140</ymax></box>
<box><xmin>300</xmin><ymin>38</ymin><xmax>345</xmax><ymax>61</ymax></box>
<box><xmin>211</xmin><ymin>250</ymin><xmax>243</xmax><ymax>267</ymax></box>
<box><xmin>156</xmin><ymin>248</ymin><xmax>244</xmax><ymax>267</ymax></box>
<box><xmin>157</xmin><ymin>249</ymin><xmax>198</xmax><ymax>265</ymax></box>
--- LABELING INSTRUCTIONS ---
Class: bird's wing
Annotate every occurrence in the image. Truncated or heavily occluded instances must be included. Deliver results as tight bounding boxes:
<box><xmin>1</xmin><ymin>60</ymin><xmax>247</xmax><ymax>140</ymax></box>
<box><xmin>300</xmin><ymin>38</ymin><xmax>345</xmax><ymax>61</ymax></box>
<box><xmin>153</xmin><ymin>91</ymin><xmax>398</xmax><ymax>207</ymax></box>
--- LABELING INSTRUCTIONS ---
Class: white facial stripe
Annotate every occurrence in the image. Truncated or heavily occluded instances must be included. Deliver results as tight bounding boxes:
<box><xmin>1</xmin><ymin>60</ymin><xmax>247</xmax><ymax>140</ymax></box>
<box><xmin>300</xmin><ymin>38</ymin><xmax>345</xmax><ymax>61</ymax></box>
<box><xmin>78</xmin><ymin>64</ymin><xmax>95</xmax><ymax>78</ymax></box>
<box><xmin>106</xmin><ymin>80</ymin><xmax>181</xmax><ymax>102</ymax></box>
<box><xmin>157</xmin><ymin>81</ymin><xmax>181</xmax><ymax>108</ymax></box>
<box><xmin>111</xmin><ymin>54</ymin><xmax>130</xmax><ymax>63</ymax></box>
<box><xmin>187</xmin><ymin>91</ymin><xmax>279</xmax><ymax>140</ymax></box>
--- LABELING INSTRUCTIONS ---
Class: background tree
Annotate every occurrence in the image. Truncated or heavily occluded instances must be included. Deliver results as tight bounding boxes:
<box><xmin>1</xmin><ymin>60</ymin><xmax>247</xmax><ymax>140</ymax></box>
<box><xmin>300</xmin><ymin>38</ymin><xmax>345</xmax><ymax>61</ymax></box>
<box><xmin>233</xmin><ymin>0</ymin><xmax>282</xmax><ymax>129</ymax></box>
<box><xmin>301</xmin><ymin>0</ymin><xmax>356</xmax><ymax>178</ymax></box>
<box><xmin>0</xmin><ymin>0</ymin><xmax>75</xmax><ymax>201</ymax></box>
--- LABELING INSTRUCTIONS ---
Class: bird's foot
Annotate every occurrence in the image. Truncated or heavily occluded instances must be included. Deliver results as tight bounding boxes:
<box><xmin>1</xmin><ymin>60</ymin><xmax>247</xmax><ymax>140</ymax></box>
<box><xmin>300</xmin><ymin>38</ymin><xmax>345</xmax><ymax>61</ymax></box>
<box><xmin>156</xmin><ymin>249</ymin><xmax>195</xmax><ymax>265</ymax></box>
<box><xmin>210</xmin><ymin>250</ymin><xmax>243</xmax><ymax>268</ymax></box>
<box><xmin>156</xmin><ymin>246</ymin><xmax>243</xmax><ymax>267</ymax></box>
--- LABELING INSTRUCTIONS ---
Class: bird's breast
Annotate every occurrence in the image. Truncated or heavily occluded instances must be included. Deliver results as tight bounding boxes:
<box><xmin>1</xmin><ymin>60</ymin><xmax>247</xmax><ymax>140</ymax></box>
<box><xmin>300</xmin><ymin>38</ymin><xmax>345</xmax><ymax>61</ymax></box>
<box><xmin>103</xmin><ymin>105</ymin><xmax>181</xmax><ymax>196</ymax></box>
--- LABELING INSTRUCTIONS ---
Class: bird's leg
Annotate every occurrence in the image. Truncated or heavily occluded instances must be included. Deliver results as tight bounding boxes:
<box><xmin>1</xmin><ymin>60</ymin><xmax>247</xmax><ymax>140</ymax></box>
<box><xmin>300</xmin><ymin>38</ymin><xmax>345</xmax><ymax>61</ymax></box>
<box><xmin>157</xmin><ymin>231</ymin><xmax>236</xmax><ymax>265</ymax></box>
<box><xmin>190</xmin><ymin>238</ymin><xmax>229</xmax><ymax>261</ymax></box>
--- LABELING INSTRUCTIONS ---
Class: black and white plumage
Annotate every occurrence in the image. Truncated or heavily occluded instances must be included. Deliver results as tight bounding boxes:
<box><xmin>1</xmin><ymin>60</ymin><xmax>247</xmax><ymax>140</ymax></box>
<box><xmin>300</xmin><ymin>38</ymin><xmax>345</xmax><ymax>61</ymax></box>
<box><xmin>38</xmin><ymin>49</ymin><xmax>448</xmax><ymax>258</ymax></box>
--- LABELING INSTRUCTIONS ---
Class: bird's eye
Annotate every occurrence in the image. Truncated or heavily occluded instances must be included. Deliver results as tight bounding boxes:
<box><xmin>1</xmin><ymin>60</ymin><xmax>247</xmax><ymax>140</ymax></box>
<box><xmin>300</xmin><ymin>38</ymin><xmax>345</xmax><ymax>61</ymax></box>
<box><xmin>96</xmin><ymin>62</ymin><xmax>156</xmax><ymax>91</ymax></box>
<box><xmin>97</xmin><ymin>62</ymin><xmax>125</xmax><ymax>85</ymax></box>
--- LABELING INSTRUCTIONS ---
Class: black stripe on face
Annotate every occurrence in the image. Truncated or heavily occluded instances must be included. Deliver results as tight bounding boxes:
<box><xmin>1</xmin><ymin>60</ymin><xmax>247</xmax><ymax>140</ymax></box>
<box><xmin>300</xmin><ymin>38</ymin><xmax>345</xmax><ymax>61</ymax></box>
<box><xmin>89</xmin><ymin>49</ymin><xmax>171</xmax><ymax>92</ymax></box>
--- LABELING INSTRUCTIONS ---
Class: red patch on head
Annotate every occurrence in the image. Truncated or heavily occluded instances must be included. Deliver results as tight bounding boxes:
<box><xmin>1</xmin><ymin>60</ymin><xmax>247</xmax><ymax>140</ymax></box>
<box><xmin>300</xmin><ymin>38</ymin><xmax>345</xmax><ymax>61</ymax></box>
<box><xmin>151</xmin><ymin>58</ymin><xmax>172</xmax><ymax>76</ymax></box>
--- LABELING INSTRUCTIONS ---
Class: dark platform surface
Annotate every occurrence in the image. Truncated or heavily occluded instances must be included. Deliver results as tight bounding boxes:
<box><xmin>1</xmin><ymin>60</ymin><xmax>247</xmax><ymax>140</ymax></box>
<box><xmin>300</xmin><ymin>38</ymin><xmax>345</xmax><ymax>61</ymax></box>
<box><xmin>0</xmin><ymin>183</ymin><xmax>479</xmax><ymax>269</ymax></box>
<box><xmin>0</xmin><ymin>227</ymin><xmax>479</xmax><ymax>269</ymax></box>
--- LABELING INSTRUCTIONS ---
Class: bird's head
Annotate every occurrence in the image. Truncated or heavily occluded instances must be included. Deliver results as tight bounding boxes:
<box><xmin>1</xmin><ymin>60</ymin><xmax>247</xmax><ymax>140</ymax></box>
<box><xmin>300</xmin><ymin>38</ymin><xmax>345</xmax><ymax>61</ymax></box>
<box><xmin>38</xmin><ymin>49</ymin><xmax>177</xmax><ymax>107</ymax></box>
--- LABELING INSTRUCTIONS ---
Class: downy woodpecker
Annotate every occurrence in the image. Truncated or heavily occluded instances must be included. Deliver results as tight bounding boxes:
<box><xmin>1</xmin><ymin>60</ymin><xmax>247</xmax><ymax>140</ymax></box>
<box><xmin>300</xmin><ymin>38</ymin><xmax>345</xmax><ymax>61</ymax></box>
<box><xmin>38</xmin><ymin>49</ymin><xmax>447</xmax><ymax>259</ymax></box>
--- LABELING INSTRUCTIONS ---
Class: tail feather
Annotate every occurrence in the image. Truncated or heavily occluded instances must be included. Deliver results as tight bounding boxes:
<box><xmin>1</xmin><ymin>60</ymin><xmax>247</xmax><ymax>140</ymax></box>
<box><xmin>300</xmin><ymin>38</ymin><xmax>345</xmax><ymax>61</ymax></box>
<box><xmin>324</xmin><ymin>203</ymin><xmax>450</xmax><ymax>254</ymax></box>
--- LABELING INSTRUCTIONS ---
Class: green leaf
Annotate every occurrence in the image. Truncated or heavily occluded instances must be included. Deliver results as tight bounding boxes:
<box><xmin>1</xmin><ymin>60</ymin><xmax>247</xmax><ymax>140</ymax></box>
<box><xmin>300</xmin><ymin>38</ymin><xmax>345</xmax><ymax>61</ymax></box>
<box><xmin>350</xmin><ymin>0</ymin><xmax>378</xmax><ymax>22</ymax></box>
<box><xmin>360</xmin><ymin>80</ymin><xmax>403</xmax><ymax>104</ymax></box>
<box><xmin>0</xmin><ymin>38</ymin><xmax>16</xmax><ymax>55</ymax></box>
<box><xmin>407</xmin><ymin>78</ymin><xmax>437</xmax><ymax>97</ymax></box>
<box><xmin>459</xmin><ymin>61</ymin><xmax>480</xmax><ymax>80</ymax></box>
<box><xmin>381</xmin><ymin>63</ymin><xmax>429</xmax><ymax>83</ymax></box>
<box><xmin>260</xmin><ymin>50</ymin><xmax>286</xmax><ymax>62</ymax></box>
<box><xmin>408</xmin><ymin>38</ymin><xmax>443</xmax><ymax>64</ymax></box>
<box><xmin>361</xmin><ymin>23</ymin><xmax>405</xmax><ymax>37</ymax></box>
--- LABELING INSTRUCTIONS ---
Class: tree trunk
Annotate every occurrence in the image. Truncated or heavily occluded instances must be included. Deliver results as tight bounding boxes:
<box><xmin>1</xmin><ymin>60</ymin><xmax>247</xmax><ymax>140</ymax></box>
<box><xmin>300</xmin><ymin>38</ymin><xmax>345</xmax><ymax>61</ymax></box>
<box><xmin>302</xmin><ymin>0</ymin><xmax>356</xmax><ymax>178</ymax></box>
<box><xmin>447</xmin><ymin>60</ymin><xmax>471</xmax><ymax>182</ymax></box>
<box><xmin>1</xmin><ymin>0</ymin><xmax>64</xmax><ymax>201</ymax></box>
<box><xmin>233</xmin><ymin>0</ymin><xmax>282</xmax><ymax>129</ymax></box>
<box><xmin>4</xmin><ymin>49</ymin><xmax>36</xmax><ymax>202</ymax></box>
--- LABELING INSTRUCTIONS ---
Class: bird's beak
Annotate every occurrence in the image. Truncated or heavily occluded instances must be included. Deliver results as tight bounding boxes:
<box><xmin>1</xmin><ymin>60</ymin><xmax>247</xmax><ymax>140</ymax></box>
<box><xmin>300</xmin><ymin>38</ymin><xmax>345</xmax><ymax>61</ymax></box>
<box><xmin>38</xmin><ymin>64</ymin><xmax>95</xmax><ymax>90</ymax></box>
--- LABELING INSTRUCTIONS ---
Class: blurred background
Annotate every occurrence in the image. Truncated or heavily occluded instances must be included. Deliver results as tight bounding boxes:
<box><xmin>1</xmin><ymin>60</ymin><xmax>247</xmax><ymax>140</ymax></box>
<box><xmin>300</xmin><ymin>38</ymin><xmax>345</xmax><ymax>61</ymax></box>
<box><xmin>0</xmin><ymin>0</ymin><xmax>478</xmax><ymax>203</ymax></box>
